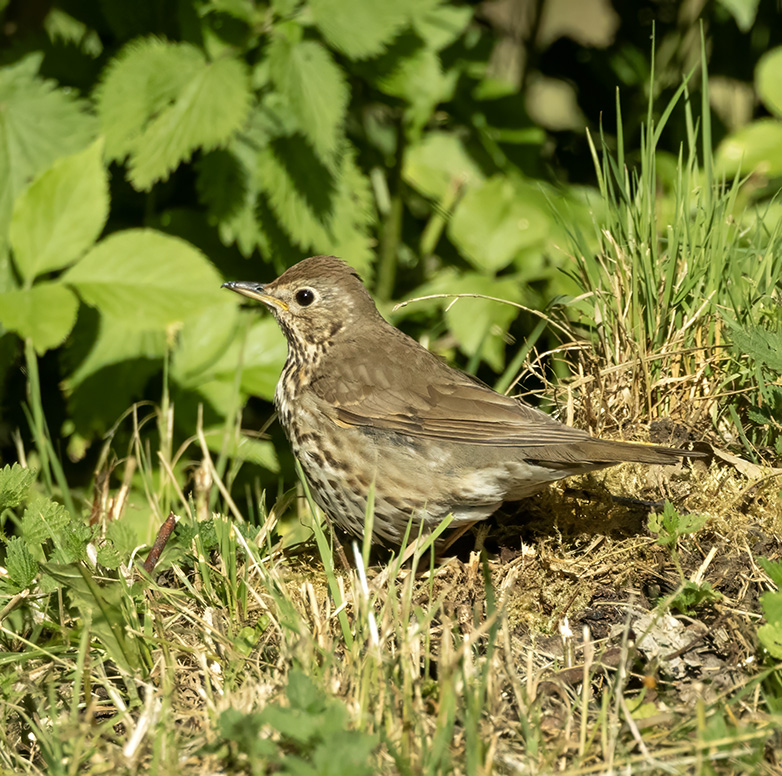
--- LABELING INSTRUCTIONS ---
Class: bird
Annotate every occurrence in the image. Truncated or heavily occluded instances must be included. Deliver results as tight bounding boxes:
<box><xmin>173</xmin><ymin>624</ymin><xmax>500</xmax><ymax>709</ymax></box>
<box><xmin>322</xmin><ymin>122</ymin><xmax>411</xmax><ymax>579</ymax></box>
<box><xmin>223</xmin><ymin>256</ymin><xmax>702</xmax><ymax>547</ymax></box>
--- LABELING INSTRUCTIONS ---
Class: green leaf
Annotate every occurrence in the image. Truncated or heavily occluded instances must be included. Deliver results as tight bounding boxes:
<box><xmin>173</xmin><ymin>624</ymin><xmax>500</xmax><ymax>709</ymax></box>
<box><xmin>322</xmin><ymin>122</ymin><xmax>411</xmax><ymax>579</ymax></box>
<box><xmin>21</xmin><ymin>496</ymin><xmax>71</xmax><ymax>544</ymax></box>
<box><xmin>172</xmin><ymin>302</ymin><xmax>241</xmax><ymax>387</ymax></box>
<box><xmin>759</xmin><ymin>591</ymin><xmax>782</xmax><ymax>658</ymax></box>
<box><xmin>404</xmin><ymin>131</ymin><xmax>484</xmax><ymax>201</ymax></box>
<box><xmin>0</xmin><ymin>282</ymin><xmax>79</xmax><ymax>354</ymax></box>
<box><xmin>449</xmin><ymin>177</ymin><xmax>551</xmax><ymax>272</ymax></box>
<box><xmin>0</xmin><ymin>463</ymin><xmax>36</xmax><ymax>509</ymax></box>
<box><xmin>759</xmin><ymin>557</ymin><xmax>782</xmax><ymax>589</ymax></box>
<box><xmin>96</xmin><ymin>38</ymin><xmax>251</xmax><ymax>190</ymax></box>
<box><xmin>405</xmin><ymin>270</ymin><xmax>523</xmax><ymax>371</ymax></box>
<box><xmin>757</xmin><ymin>47</ymin><xmax>782</xmax><ymax>118</ymax></box>
<box><xmin>204</xmin><ymin>426</ymin><xmax>279</xmax><ymax>472</ymax></box>
<box><xmin>0</xmin><ymin>54</ymin><xmax>97</xmax><ymax>251</ymax></box>
<box><xmin>715</xmin><ymin>119</ymin><xmax>782</xmax><ymax>177</ymax></box>
<box><xmin>409</xmin><ymin>0</ymin><xmax>473</xmax><ymax>51</ymax></box>
<box><xmin>268</xmin><ymin>36</ymin><xmax>349</xmax><ymax>159</ymax></box>
<box><xmin>309</xmin><ymin>0</ymin><xmax>409</xmax><ymax>60</ymax></box>
<box><xmin>5</xmin><ymin>537</ymin><xmax>38</xmax><ymax>590</ymax></box>
<box><xmin>10</xmin><ymin>140</ymin><xmax>108</xmax><ymax>282</ymax></box>
<box><xmin>64</xmin><ymin>313</ymin><xmax>166</xmax><ymax>389</ymax></box>
<box><xmin>210</xmin><ymin>315</ymin><xmax>287</xmax><ymax>402</ymax></box>
<box><xmin>64</xmin><ymin>229</ymin><xmax>224</xmax><ymax>328</ymax></box>
<box><xmin>716</xmin><ymin>0</ymin><xmax>760</xmax><ymax>33</ymax></box>
<box><xmin>373</xmin><ymin>46</ymin><xmax>454</xmax><ymax>132</ymax></box>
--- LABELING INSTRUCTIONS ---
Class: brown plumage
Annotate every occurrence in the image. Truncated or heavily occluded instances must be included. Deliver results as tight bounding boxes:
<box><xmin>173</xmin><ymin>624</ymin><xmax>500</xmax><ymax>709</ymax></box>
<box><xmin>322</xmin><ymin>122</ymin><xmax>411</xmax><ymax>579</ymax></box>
<box><xmin>224</xmin><ymin>256</ymin><xmax>702</xmax><ymax>546</ymax></box>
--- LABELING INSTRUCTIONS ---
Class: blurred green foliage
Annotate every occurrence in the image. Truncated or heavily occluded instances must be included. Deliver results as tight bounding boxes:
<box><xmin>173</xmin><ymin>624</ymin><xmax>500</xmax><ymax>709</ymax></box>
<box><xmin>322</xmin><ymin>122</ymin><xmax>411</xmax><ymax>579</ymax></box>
<box><xmin>0</xmin><ymin>0</ymin><xmax>780</xmax><ymax>507</ymax></box>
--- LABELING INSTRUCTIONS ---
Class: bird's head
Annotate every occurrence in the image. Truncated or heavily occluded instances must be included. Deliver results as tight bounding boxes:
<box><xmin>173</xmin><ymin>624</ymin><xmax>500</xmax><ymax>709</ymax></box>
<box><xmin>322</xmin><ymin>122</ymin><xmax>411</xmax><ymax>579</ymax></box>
<box><xmin>222</xmin><ymin>255</ymin><xmax>380</xmax><ymax>347</ymax></box>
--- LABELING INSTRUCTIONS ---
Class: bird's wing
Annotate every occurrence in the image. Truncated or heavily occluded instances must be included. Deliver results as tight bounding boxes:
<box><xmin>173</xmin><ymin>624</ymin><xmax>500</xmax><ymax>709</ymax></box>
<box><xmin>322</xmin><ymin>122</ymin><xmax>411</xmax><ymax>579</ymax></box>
<box><xmin>310</xmin><ymin>342</ymin><xmax>592</xmax><ymax>448</ymax></box>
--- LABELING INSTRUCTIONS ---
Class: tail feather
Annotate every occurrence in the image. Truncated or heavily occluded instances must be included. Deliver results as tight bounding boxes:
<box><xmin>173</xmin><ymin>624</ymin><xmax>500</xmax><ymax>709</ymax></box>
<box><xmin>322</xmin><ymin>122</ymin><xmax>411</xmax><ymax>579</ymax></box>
<box><xmin>526</xmin><ymin>439</ymin><xmax>706</xmax><ymax>469</ymax></box>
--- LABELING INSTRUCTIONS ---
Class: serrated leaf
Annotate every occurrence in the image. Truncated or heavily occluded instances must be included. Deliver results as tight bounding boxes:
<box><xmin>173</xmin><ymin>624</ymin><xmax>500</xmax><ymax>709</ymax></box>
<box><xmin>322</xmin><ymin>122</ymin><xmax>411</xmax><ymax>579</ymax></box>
<box><xmin>757</xmin><ymin>48</ymin><xmax>782</xmax><ymax>116</ymax></box>
<box><xmin>10</xmin><ymin>140</ymin><xmax>108</xmax><ymax>281</ymax></box>
<box><xmin>409</xmin><ymin>0</ymin><xmax>473</xmax><ymax>51</ymax></box>
<box><xmin>0</xmin><ymin>282</ymin><xmax>79</xmax><ymax>354</ymax></box>
<box><xmin>96</xmin><ymin>544</ymin><xmax>123</xmax><ymax>569</ymax></box>
<box><xmin>5</xmin><ymin>536</ymin><xmax>38</xmax><ymax>590</ymax></box>
<box><xmin>21</xmin><ymin>497</ymin><xmax>71</xmax><ymax>544</ymax></box>
<box><xmin>257</xmin><ymin>137</ymin><xmax>375</xmax><ymax>273</ymax></box>
<box><xmin>96</xmin><ymin>38</ymin><xmax>251</xmax><ymax>190</ymax></box>
<box><xmin>268</xmin><ymin>37</ymin><xmax>348</xmax><ymax>159</ymax></box>
<box><xmin>64</xmin><ymin>229</ymin><xmax>224</xmax><ymax>327</ymax></box>
<box><xmin>759</xmin><ymin>557</ymin><xmax>782</xmax><ymax>589</ymax></box>
<box><xmin>0</xmin><ymin>54</ymin><xmax>97</xmax><ymax>251</ymax></box>
<box><xmin>449</xmin><ymin>177</ymin><xmax>551</xmax><ymax>272</ymax></box>
<box><xmin>310</xmin><ymin>0</ymin><xmax>409</xmax><ymax>60</ymax></box>
<box><xmin>372</xmin><ymin>45</ymin><xmax>454</xmax><ymax>131</ymax></box>
<box><xmin>0</xmin><ymin>463</ymin><xmax>36</xmax><ymax>509</ymax></box>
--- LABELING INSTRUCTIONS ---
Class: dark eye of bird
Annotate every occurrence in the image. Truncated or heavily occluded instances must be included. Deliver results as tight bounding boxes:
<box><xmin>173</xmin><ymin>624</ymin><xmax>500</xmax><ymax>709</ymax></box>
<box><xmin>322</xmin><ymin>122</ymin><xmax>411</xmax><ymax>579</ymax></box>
<box><xmin>296</xmin><ymin>288</ymin><xmax>315</xmax><ymax>307</ymax></box>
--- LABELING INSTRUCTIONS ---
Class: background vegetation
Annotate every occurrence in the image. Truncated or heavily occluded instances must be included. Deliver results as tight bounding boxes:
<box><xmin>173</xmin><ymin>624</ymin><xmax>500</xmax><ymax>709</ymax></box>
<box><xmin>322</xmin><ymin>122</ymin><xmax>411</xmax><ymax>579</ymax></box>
<box><xmin>0</xmin><ymin>0</ymin><xmax>781</xmax><ymax>773</ymax></box>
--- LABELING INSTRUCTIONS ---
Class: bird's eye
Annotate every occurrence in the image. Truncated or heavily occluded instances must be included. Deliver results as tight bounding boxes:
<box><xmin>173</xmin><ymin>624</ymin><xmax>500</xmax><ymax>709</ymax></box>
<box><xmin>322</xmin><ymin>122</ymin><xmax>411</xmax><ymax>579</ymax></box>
<box><xmin>295</xmin><ymin>288</ymin><xmax>315</xmax><ymax>307</ymax></box>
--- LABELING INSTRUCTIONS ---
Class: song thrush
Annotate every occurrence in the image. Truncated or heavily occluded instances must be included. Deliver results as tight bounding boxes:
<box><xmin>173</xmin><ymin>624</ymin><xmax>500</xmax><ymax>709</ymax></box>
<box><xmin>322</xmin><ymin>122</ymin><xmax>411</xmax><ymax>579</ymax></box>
<box><xmin>224</xmin><ymin>256</ymin><xmax>701</xmax><ymax>546</ymax></box>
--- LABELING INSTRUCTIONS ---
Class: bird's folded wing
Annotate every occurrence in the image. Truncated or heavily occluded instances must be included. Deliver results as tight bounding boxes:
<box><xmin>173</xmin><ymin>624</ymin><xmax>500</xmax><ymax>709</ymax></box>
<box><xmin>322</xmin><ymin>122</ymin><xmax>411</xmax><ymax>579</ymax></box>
<box><xmin>323</xmin><ymin>375</ymin><xmax>593</xmax><ymax>448</ymax></box>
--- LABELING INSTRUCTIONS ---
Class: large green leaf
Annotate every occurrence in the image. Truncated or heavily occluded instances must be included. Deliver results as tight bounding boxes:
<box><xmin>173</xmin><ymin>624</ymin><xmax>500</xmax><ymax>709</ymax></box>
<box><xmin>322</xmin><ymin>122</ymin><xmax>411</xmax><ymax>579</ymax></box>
<box><xmin>171</xmin><ymin>301</ymin><xmax>241</xmax><ymax>387</ymax></box>
<box><xmin>404</xmin><ymin>131</ymin><xmax>484</xmax><ymax>201</ymax></box>
<box><xmin>268</xmin><ymin>36</ymin><xmax>349</xmax><ymax>160</ymax></box>
<box><xmin>756</xmin><ymin>47</ymin><xmax>782</xmax><ymax>118</ymax></box>
<box><xmin>209</xmin><ymin>315</ymin><xmax>288</xmax><ymax>402</ymax></box>
<box><xmin>309</xmin><ymin>0</ymin><xmax>409</xmax><ymax>60</ymax></box>
<box><xmin>63</xmin><ymin>229</ymin><xmax>224</xmax><ymax>327</ymax></box>
<box><xmin>449</xmin><ymin>177</ymin><xmax>551</xmax><ymax>272</ymax></box>
<box><xmin>0</xmin><ymin>282</ymin><xmax>79</xmax><ymax>354</ymax></box>
<box><xmin>64</xmin><ymin>313</ymin><xmax>166</xmax><ymax>389</ymax></box>
<box><xmin>96</xmin><ymin>38</ymin><xmax>251</xmax><ymax>190</ymax></box>
<box><xmin>10</xmin><ymin>140</ymin><xmax>108</xmax><ymax>282</ymax></box>
<box><xmin>0</xmin><ymin>54</ymin><xmax>97</xmax><ymax>251</ymax></box>
<box><xmin>715</xmin><ymin>119</ymin><xmax>782</xmax><ymax>177</ymax></box>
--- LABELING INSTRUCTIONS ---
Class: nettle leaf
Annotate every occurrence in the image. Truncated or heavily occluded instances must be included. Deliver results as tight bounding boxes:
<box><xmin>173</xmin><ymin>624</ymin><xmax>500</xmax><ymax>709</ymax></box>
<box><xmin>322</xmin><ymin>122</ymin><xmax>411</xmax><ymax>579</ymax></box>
<box><xmin>10</xmin><ymin>140</ymin><xmax>108</xmax><ymax>282</ymax></box>
<box><xmin>409</xmin><ymin>0</ymin><xmax>473</xmax><ymax>51</ymax></box>
<box><xmin>96</xmin><ymin>38</ymin><xmax>251</xmax><ymax>190</ymax></box>
<box><xmin>258</xmin><ymin>137</ymin><xmax>375</xmax><ymax>274</ymax></box>
<box><xmin>449</xmin><ymin>177</ymin><xmax>551</xmax><ymax>272</ymax></box>
<box><xmin>0</xmin><ymin>54</ymin><xmax>97</xmax><ymax>250</ymax></box>
<box><xmin>64</xmin><ymin>229</ymin><xmax>224</xmax><ymax>328</ymax></box>
<box><xmin>757</xmin><ymin>46</ymin><xmax>782</xmax><ymax>118</ymax></box>
<box><xmin>0</xmin><ymin>463</ymin><xmax>36</xmax><ymax>510</ymax></box>
<box><xmin>372</xmin><ymin>46</ymin><xmax>455</xmax><ymax>132</ymax></box>
<box><xmin>309</xmin><ymin>0</ymin><xmax>409</xmax><ymax>60</ymax></box>
<box><xmin>0</xmin><ymin>282</ymin><xmax>79</xmax><ymax>354</ymax></box>
<box><xmin>268</xmin><ymin>36</ymin><xmax>349</xmax><ymax>160</ymax></box>
<box><xmin>21</xmin><ymin>496</ymin><xmax>71</xmax><ymax>545</ymax></box>
<box><xmin>5</xmin><ymin>537</ymin><xmax>38</xmax><ymax>590</ymax></box>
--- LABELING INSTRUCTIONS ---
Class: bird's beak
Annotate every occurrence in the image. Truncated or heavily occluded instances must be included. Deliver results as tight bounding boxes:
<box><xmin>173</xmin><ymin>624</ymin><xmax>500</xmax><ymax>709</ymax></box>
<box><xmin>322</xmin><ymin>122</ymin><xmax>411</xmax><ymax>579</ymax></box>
<box><xmin>221</xmin><ymin>281</ymin><xmax>289</xmax><ymax>312</ymax></box>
